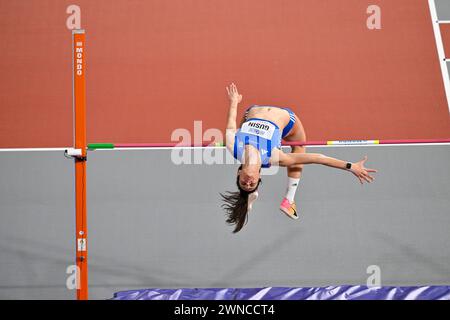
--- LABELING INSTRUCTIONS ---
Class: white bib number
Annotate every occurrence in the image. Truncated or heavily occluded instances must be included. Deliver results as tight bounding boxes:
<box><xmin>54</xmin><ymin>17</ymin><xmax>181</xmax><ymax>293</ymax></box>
<box><xmin>241</xmin><ymin>120</ymin><xmax>275</xmax><ymax>140</ymax></box>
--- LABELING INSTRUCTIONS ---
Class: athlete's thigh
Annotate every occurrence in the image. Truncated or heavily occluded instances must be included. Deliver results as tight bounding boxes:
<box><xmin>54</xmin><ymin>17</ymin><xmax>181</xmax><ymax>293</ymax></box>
<box><xmin>284</xmin><ymin>114</ymin><xmax>306</xmax><ymax>143</ymax></box>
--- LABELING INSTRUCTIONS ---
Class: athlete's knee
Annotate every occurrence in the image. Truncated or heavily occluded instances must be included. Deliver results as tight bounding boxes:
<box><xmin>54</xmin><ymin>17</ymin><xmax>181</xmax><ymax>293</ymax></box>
<box><xmin>291</xmin><ymin>146</ymin><xmax>306</xmax><ymax>154</ymax></box>
<box><xmin>288</xmin><ymin>163</ymin><xmax>304</xmax><ymax>171</ymax></box>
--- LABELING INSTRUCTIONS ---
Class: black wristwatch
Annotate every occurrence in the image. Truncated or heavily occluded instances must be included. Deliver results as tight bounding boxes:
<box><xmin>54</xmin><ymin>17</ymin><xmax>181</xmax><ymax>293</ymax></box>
<box><xmin>346</xmin><ymin>162</ymin><xmax>352</xmax><ymax>170</ymax></box>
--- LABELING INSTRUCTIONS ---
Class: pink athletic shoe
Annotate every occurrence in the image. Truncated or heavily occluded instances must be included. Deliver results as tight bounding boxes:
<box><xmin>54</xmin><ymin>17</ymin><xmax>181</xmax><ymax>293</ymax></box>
<box><xmin>280</xmin><ymin>198</ymin><xmax>299</xmax><ymax>220</ymax></box>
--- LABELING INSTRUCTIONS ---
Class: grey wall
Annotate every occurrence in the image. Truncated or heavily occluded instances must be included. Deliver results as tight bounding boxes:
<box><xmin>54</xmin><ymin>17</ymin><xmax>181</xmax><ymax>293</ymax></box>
<box><xmin>0</xmin><ymin>152</ymin><xmax>74</xmax><ymax>299</ymax></box>
<box><xmin>0</xmin><ymin>145</ymin><xmax>449</xmax><ymax>299</ymax></box>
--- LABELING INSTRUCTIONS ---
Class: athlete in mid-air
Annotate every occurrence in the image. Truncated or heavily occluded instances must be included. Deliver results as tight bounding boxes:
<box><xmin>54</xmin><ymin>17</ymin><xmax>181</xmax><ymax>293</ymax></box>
<box><xmin>221</xmin><ymin>83</ymin><xmax>377</xmax><ymax>233</ymax></box>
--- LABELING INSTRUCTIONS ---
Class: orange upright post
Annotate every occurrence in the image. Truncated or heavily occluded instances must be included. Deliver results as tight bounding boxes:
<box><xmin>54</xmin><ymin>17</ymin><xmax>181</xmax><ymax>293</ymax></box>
<box><xmin>72</xmin><ymin>29</ymin><xmax>88</xmax><ymax>300</ymax></box>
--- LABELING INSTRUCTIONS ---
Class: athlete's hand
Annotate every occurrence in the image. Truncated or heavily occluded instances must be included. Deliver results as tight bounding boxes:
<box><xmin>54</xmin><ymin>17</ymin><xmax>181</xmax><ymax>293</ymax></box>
<box><xmin>247</xmin><ymin>191</ymin><xmax>259</xmax><ymax>212</ymax></box>
<box><xmin>226</xmin><ymin>83</ymin><xmax>242</xmax><ymax>104</ymax></box>
<box><xmin>350</xmin><ymin>156</ymin><xmax>377</xmax><ymax>184</ymax></box>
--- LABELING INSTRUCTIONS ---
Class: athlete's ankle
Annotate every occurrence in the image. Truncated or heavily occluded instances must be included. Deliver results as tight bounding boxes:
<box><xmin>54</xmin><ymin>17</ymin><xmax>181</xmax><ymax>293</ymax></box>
<box><xmin>285</xmin><ymin>177</ymin><xmax>300</xmax><ymax>202</ymax></box>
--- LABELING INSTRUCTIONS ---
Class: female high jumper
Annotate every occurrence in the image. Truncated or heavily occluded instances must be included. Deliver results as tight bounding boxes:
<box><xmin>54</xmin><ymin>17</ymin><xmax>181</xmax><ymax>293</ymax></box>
<box><xmin>221</xmin><ymin>83</ymin><xmax>377</xmax><ymax>233</ymax></box>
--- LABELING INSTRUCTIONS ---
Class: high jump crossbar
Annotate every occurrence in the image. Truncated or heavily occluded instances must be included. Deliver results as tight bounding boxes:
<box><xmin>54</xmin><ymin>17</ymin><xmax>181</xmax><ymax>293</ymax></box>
<box><xmin>86</xmin><ymin>139</ymin><xmax>450</xmax><ymax>150</ymax></box>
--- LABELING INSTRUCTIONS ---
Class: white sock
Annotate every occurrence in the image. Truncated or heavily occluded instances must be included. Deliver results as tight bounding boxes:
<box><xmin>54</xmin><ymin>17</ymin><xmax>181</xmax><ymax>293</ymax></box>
<box><xmin>285</xmin><ymin>177</ymin><xmax>300</xmax><ymax>203</ymax></box>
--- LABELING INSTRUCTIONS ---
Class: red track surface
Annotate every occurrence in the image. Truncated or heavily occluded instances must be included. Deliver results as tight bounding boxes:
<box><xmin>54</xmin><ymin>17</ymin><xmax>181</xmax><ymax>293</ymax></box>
<box><xmin>1</xmin><ymin>0</ymin><xmax>449</xmax><ymax>148</ymax></box>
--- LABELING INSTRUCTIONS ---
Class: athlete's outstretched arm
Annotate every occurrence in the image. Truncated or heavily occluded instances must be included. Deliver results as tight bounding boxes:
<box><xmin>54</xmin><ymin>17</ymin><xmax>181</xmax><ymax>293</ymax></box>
<box><xmin>225</xmin><ymin>83</ymin><xmax>242</xmax><ymax>152</ymax></box>
<box><xmin>273</xmin><ymin>150</ymin><xmax>377</xmax><ymax>184</ymax></box>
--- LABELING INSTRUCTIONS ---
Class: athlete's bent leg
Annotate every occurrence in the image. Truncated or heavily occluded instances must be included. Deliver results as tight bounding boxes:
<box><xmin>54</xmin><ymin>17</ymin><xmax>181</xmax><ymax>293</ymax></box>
<box><xmin>280</xmin><ymin>115</ymin><xmax>306</xmax><ymax>220</ymax></box>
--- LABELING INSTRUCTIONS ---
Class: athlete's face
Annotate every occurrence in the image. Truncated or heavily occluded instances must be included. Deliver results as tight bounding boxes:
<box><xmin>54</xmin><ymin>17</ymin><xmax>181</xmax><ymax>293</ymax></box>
<box><xmin>238</xmin><ymin>170</ymin><xmax>260</xmax><ymax>192</ymax></box>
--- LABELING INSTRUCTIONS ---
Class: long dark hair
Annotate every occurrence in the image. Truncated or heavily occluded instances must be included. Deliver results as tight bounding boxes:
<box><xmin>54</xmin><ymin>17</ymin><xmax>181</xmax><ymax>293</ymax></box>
<box><xmin>221</xmin><ymin>166</ymin><xmax>262</xmax><ymax>233</ymax></box>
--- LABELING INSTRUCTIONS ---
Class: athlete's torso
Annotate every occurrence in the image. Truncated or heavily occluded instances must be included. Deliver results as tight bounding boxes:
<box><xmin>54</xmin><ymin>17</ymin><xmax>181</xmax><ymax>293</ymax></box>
<box><xmin>233</xmin><ymin>105</ymin><xmax>296</xmax><ymax>168</ymax></box>
<box><xmin>234</xmin><ymin>118</ymin><xmax>282</xmax><ymax>168</ymax></box>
